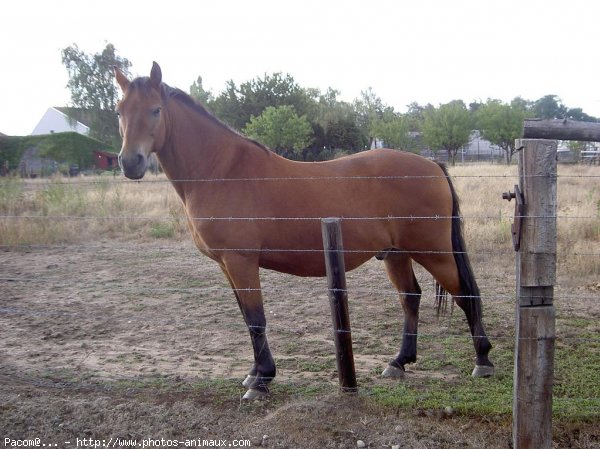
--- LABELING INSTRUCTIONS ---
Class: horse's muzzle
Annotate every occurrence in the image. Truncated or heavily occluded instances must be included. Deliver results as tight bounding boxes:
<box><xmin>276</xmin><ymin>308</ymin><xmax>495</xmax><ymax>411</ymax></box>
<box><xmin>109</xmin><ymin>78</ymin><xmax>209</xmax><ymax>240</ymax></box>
<box><xmin>119</xmin><ymin>152</ymin><xmax>147</xmax><ymax>180</ymax></box>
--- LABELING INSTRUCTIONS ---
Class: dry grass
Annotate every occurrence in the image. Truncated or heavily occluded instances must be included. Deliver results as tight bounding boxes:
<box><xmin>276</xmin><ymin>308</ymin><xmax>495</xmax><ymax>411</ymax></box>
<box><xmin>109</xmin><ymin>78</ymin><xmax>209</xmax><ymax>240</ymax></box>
<box><xmin>452</xmin><ymin>163</ymin><xmax>600</xmax><ymax>277</ymax></box>
<box><xmin>0</xmin><ymin>174</ymin><xmax>187</xmax><ymax>245</ymax></box>
<box><xmin>0</xmin><ymin>163</ymin><xmax>598</xmax><ymax>275</ymax></box>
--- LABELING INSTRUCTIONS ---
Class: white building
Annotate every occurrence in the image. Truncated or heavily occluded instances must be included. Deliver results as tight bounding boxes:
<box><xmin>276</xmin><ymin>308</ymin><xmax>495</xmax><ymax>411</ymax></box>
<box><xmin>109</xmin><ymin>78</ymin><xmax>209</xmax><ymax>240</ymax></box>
<box><xmin>31</xmin><ymin>107</ymin><xmax>90</xmax><ymax>136</ymax></box>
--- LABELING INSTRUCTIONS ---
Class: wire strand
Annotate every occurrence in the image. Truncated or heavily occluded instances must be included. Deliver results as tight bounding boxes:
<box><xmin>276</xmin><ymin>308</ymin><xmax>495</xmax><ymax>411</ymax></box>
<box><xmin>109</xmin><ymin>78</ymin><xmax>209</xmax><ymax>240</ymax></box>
<box><xmin>7</xmin><ymin>172</ymin><xmax>600</xmax><ymax>188</ymax></box>
<box><xmin>1</xmin><ymin>213</ymin><xmax>598</xmax><ymax>222</ymax></box>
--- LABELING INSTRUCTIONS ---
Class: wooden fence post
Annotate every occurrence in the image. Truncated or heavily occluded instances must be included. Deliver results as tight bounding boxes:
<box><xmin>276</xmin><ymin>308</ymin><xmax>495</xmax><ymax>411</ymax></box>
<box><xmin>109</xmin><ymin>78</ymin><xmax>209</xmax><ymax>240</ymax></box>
<box><xmin>522</xmin><ymin>118</ymin><xmax>600</xmax><ymax>141</ymax></box>
<box><xmin>321</xmin><ymin>218</ymin><xmax>358</xmax><ymax>393</ymax></box>
<box><xmin>512</xmin><ymin>139</ymin><xmax>557</xmax><ymax>449</ymax></box>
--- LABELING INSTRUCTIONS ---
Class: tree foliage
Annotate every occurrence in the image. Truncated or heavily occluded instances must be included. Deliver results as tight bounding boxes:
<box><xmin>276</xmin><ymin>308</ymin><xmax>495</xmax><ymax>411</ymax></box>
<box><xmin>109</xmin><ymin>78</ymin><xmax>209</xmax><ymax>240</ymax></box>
<box><xmin>423</xmin><ymin>101</ymin><xmax>472</xmax><ymax>164</ymax></box>
<box><xmin>243</xmin><ymin>105</ymin><xmax>314</xmax><ymax>158</ymax></box>
<box><xmin>532</xmin><ymin>94</ymin><xmax>567</xmax><ymax>119</ymax></box>
<box><xmin>371</xmin><ymin>110</ymin><xmax>410</xmax><ymax>150</ymax></box>
<box><xmin>186</xmin><ymin>66</ymin><xmax>599</xmax><ymax>163</ymax></box>
<box><xmin>61</xmin><ymin>43</ymin><xmax>131</xmax><ymax>148</ymax></box>
<box><xmin>353</xmin><ymin>87</ymin><xmax>387</xmax><ymax>148</ymax></box>
<box><xmin>405</xmin><ymin>102</ymin><xmax>428</xmax><ymax>132</ymax></box>
<box><xmin>477</xmin><ymin>99</ymin><xmax>527</xmax><ymax>164</ymax></box>
<box><xmin>0</xmin><ymin>133</ymin><xmax>113</xmax><ymax>171</ymax></box>
<box><xmin>210</xmin><ymin>73</ymin><xmax>315</xmax><ymax>131</ymax></box>
<box><xmin>190</xmin><ymin>76</ymin><xmax>214</xmax><ymax>105</ymax></box>
<box><xmin>58</xmin><ymin>41</ymin><xmax>599</xmax><ymax>164</ymax></box>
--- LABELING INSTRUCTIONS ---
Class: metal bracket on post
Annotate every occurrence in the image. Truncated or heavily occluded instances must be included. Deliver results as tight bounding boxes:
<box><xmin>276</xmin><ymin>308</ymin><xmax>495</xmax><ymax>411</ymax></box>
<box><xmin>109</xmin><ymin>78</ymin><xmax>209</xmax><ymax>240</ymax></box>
<box><xmin>503</xmin><ymin>185</ymin><xmax>525</xmax><ymax>251</ymax></box>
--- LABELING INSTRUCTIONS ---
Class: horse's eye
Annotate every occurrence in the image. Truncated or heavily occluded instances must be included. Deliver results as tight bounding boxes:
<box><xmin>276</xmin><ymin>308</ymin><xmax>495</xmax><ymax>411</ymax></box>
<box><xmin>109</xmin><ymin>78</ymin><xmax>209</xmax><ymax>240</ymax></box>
<box><xmin>115</xmin><ymin>110</ymin><xmax>121</xmax><ymax>118</ymax></box>
<box><xmin>152</xmin><ymin>107</ymin><xmax>162</xmax><ymax>117</ymax></box>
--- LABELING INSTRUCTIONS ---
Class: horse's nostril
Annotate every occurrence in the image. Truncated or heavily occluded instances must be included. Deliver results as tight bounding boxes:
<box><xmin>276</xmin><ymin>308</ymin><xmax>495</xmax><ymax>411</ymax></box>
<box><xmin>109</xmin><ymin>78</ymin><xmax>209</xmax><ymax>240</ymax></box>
<box><xmin>137</xmin><ymin>153</ymin><xmax>144</xmax><ymax>165</ymax></box>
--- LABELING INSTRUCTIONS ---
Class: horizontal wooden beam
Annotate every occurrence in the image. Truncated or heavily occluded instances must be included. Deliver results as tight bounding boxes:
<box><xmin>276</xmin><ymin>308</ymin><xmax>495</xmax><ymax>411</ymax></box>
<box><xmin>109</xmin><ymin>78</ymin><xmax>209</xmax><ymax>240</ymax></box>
<box><xmin>522</xmin><ymin>119</ymin><xmax>600</xmax><ymax>142</ymax></box>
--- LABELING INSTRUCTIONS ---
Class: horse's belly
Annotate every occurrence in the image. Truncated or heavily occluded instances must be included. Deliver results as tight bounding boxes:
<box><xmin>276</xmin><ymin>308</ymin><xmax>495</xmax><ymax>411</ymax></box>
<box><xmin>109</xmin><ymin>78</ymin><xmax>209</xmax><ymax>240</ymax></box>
<box><xmin>259</xmin><ymin>251</ymin><xmax>375</xmax><ymax>277</ymax></box>
<box><xmin>259</xmin><ymin>253</ymin><xmax>327</xmax><ymax>277</ymax></box>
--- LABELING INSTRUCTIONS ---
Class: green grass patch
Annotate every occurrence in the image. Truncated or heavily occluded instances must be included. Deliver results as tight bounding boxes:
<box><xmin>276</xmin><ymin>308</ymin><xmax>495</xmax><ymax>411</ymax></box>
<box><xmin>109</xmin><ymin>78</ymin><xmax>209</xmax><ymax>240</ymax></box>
<box><xmin>0</xmin><ymin>177</ymin><xmax>24</xmax><ymax>213</ymax></box>
<box><xmin>367</xmin><ymin>375</ymin><xmax>513</xmax><ymax>416</ymax></box>
<box><xmin>149</xmin><ymin>221</ymin><xmax>175</xmax><ymax>238</ymax></box>
<box><xmin>363</xmin><ymin>338</ymin><xmax>599</xmax><ymax>422</ymax></box>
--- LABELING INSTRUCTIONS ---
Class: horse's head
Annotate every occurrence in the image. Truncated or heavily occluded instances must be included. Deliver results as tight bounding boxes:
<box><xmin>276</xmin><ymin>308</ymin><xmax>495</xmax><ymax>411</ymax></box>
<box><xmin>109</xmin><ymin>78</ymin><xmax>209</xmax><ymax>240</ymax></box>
<box><xmin>114</xmin><ymin>62</ymin><xmax>167</xmax><ymax>179</ymax></box>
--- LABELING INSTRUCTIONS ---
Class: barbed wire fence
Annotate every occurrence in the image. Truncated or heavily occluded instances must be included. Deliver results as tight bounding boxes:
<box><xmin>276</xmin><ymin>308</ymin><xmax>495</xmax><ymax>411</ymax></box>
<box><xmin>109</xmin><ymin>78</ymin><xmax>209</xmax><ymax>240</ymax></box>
<box><xmin>0</xmin><ymin>163</ymin><xmax>599</xmax><ymax>429</ymax></box>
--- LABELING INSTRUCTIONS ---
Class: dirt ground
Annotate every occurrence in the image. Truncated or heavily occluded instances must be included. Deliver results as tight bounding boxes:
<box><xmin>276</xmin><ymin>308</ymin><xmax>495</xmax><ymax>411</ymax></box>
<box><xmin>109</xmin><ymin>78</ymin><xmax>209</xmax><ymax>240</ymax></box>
<box><xmin>1</xmin><ymin>239</ymin><xmax>598</xmax><ymax>448</ymax></box>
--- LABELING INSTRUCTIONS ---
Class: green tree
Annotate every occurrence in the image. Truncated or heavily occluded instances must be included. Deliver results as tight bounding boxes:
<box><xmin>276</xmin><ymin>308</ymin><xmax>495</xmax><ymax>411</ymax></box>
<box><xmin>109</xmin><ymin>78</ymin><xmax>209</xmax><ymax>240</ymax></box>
<box><xmin>532</xmin><ymin>94</ymin><xmax>567</xmax><ymax>119</ymax></box>
<box><xmin>210</xmin><ymin>80</ymin><xmax>245</xmax><ymax>129</ymax></box>
<box><xmin>477</xmin><ymin>99</ymin><xmax>526</xmax><ymax>164</ymax></box>
<box><xmin>325</xmin><ymin>117</ymin><xmax>366</xmax><ymax>153</ymax></box>
<box><xmin>371</xmin><ymin>110</ymin><xmax>410</xmax><ymax>150</ymax></box>
<box><xmin>212</xmin><ymin>73</ymin><xmax>315</xmax><ymax>131</ymax></box>
<box><xmin>61</xmin><ymin>43</ymin><xmax>131</xmax><ymax>147</ymax></box>
<box><xmin>567</xmin><ymin>140</ymin><xmax>588</xmax><ymax>160</ymax></box>
<box><xmin>405</xmin><ymin>102</ymin><xmax>427</xmax><ymax>132</ymax></box>
<box><xmin>311</xmin><ymin>87</ymin><xmax>366</xmax><ymax>153</ymax></box>
<box><xmin>243</xmin><ymin>105</ymin><xmax>314</xmax><ymax>159</ymax></box>
<box><xmin>422</xmin><ymin>100</ymin><xmax>472</xmax><ymax>165</ymax></box>
<box><xmin>190</xmin><ymin>76</ymin><xmax>214</xmax><ymax>105</ymax></box>
<box><xmin>565</xmin><ymin>107</ymin><xmax>598</xmax><ymax>122</ymax></box>
<box><xmin>511</xmin><ymin>96</ymin><xmax>532</xmax><ymax>112</ymax></box>
<box><xmin>353</xmin><ymin>87</ymin><xmax>386</xmax><ymax>149</ymax></box>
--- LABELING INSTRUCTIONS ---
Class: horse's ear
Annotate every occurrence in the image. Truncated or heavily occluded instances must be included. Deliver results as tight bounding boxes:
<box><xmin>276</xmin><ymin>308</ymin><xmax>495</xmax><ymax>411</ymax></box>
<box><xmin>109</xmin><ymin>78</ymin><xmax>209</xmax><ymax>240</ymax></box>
<box><xmin>150</xmin><ymin>62</ymin><xmax>162</xmax><ymax>89</ymax></box>
<box><xmin>114</xmin><ymin>66</ymin><xmax>130</xmax><ymax>92</ymax></box>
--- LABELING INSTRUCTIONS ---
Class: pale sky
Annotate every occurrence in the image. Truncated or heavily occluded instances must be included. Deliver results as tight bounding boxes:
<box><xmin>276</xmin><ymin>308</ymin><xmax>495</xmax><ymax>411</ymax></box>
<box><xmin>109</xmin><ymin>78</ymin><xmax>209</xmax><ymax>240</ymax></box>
<box><xmin>1</xmin><ymin>0</ymin><xmax>599</xmax><ymax>136</ymax></box>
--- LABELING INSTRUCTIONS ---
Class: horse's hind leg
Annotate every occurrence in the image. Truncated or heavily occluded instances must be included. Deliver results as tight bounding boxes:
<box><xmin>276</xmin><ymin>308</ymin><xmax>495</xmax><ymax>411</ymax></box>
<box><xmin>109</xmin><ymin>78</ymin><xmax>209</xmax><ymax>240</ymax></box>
<box><xmin>415</xmin><ymin>253</ymin><xmax>494</xmax><ymax>377</ymax></box>
<box><xmin>453</xmin><ymin>293</ymin><xmax>494</xmax><ymax>377</ymax></box>
<box><xmin>381</xmin><ymin>253</ymin><xmax>422</xmax><ymax>378</ymax></box>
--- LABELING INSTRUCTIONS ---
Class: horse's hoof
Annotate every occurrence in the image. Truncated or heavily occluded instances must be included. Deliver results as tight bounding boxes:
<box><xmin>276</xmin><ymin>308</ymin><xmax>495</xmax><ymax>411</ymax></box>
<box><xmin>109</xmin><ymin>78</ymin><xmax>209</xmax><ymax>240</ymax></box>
<box><xmin>242</xmin><ymin>375</ymin><xmax>256</xmax><ymax>388</ymax></box>
<box><xmin>472</xmin><ymin>365</ymin><xmax>495</xmax><ymax>378</ymax></box>
<box><xmin>242</xmin><ymin>388</ymin><xmax>269</xmax><ymax>401</ymax></box>
<box><xmin>381</xmin><ymin>364</ymin><xmax>405</xmax><ymax>379</ymax></box>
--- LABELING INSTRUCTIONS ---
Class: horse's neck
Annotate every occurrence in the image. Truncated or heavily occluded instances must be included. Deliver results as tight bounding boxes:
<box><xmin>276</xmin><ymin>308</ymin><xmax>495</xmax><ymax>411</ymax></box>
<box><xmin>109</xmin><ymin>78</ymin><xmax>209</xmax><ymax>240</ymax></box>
<box><xmin>156</xmin><ymin>100</ymin><xmax>273</xmax><ymax>201</ymax></box>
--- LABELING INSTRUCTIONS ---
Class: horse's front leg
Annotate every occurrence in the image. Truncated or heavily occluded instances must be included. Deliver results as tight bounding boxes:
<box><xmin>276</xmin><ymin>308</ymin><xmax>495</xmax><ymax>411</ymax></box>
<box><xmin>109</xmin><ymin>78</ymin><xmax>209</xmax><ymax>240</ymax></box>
<box><xmin>220</xmin><ymin>255</ymin><xmax>275</xmax><ymax>400</ymax></box>
<box><xmin>382</xmin><ymin>255</ymin><xmax>422</xmax><ymax>378</ymax></box>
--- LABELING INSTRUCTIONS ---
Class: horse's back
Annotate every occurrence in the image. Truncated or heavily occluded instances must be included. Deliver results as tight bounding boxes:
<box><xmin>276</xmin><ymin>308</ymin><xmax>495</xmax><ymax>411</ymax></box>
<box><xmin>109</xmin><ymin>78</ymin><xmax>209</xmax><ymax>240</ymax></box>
<box><xmin>310</xmin><ymin>148</ymin><xmax>442</xmax><ymax>177</ymax></box>
<box><xmin>281</xmin><ymin>149</ymin><xmax>452</xmax><ymax>217</ymax></box>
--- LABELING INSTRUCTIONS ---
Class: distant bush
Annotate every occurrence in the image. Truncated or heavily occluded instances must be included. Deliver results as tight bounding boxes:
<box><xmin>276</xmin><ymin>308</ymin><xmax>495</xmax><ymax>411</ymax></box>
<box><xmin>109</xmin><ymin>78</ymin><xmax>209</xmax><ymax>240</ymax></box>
<box><xmin>0</xmin><ymin>132</ymin><xmax>115</xmax><ymax>172</ymax></box>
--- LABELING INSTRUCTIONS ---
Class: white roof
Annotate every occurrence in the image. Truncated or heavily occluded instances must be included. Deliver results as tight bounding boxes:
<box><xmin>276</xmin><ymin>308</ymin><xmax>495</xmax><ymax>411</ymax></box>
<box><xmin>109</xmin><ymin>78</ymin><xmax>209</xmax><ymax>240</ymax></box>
<box><xmin>31</xmin><ymin>107</ymin><xmax>90</xmax><ymax>136</ymax></box>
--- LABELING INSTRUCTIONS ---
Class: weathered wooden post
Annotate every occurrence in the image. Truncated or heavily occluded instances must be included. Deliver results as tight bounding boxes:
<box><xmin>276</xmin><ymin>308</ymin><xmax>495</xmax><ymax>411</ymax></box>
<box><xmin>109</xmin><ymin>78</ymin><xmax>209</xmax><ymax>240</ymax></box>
<box><xmin>511</xmin><ymin>139</ymin><xmax>557</xmax><ymax>449</ymax></box>
<box><xmin>321</xmin><ymin>217</ymin><xmax>358</xmax><ymax>393</ymax></box>
<box><xmin>523</xmin><ymin>118</ymin><xmax>600</xmax><ymax>141</ymax></box>
<box><xmin>509</xmin><ymin>119</ymin><xmax>600</xmax><ymax>448</ymax></box>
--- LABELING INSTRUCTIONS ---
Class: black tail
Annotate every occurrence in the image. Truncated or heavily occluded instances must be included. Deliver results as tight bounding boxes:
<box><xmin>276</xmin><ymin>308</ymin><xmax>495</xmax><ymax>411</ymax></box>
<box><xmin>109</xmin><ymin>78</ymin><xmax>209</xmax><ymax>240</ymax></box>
<box><xmin>437</xmin><ymin>163</ymin><xmax>481</xmax><ymax>301</ymax></box>
<box><xmin>437</xmin><ymin>164</ymin><xmax>493</xmax><ymax>367</ymax></box>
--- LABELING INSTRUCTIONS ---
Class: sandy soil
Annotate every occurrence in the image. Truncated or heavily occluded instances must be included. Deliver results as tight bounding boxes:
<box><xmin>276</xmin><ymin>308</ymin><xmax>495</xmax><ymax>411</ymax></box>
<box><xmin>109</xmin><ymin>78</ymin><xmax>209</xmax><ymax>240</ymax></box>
<box><xmin>1</xmin><ymin>239</ymin><xmax>598</xmax><ymax>448</ymax></box>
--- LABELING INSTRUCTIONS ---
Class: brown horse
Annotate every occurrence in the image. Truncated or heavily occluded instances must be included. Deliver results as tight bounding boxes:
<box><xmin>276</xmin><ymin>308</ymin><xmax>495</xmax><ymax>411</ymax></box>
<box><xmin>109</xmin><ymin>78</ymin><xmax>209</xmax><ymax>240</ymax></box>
<box><xmin>114</xmin><ymin>62</ymin><xmax>494</xmax><ymax>399</ymax></box>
